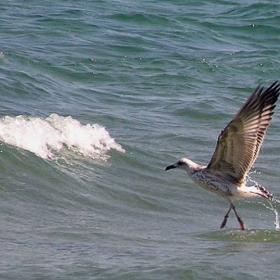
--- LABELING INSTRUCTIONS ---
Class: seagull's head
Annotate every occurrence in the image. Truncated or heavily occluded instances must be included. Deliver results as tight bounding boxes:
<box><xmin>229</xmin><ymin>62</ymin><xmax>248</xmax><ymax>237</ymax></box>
<box><xmin>165</xmin><ymin>158</ymin><xmax>198</xmax><ymax>173</ymax></box>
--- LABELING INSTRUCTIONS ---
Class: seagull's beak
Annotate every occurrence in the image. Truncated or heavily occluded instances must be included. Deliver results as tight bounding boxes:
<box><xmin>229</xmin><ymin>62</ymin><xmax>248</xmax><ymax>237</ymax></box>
<box><xmin>165</xmin><ymin>162</ymin><xmax>179</xmax><ymax>171</ymax></box>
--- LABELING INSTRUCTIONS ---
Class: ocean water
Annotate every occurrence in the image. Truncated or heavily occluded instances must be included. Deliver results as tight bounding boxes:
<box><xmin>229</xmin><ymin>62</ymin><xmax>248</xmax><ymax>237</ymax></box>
<box><xmin>0</xmin><ymin>0</ymin><xmax>280</xmax><ymax>279</ymax></box>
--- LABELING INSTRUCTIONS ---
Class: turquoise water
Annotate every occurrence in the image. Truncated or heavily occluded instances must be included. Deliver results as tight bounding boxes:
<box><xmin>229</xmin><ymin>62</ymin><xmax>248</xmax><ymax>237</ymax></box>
<box><xmin>0</xmin><ymin>1</ymin><xmax>280</xmax><ymax>279</ymax></box>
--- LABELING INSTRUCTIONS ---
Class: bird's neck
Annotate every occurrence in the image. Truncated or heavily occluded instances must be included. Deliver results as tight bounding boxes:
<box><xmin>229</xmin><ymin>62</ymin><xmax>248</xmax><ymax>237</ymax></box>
<box><xmin>184</xmin><ymin>159</ymin><xmax>205</xmax><ymax>173</ymax></box>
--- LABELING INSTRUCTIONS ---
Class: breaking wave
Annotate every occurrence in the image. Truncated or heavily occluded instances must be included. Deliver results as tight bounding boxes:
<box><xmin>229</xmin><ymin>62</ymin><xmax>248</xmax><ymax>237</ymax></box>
<box><xmin>0</xmin><ymin>113</ymin><xmax>125</xmax><ymax>160</ymax></box>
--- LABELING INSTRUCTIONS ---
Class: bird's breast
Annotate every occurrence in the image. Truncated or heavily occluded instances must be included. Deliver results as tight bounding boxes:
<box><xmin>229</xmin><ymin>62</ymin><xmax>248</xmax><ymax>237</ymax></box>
<box><xmin>189</xmin><ymin>170</ymin><xmax>237</xmax><ymax>197</ymax></box>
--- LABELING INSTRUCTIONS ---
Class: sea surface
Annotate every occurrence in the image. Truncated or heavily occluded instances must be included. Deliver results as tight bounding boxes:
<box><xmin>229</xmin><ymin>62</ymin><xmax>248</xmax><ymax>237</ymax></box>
<box><xmin>0</xmin><ymin>1</ymin><xmax>280</xmax><ymax>279</ymax></box>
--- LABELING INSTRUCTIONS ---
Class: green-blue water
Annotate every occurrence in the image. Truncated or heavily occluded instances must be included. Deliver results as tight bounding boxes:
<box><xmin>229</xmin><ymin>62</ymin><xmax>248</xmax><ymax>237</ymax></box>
<box><xmin>0</xmin><ymin>1</ymin><xmax>280</xmax><ymax>279</ymax></box>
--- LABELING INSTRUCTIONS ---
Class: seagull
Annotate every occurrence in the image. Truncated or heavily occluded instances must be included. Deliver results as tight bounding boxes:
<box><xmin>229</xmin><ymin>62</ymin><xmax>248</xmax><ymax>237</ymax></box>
<box><xmin>165</xmin><ymin>81</ymin><xmax>280</xmax><ymax>230</ymax></box>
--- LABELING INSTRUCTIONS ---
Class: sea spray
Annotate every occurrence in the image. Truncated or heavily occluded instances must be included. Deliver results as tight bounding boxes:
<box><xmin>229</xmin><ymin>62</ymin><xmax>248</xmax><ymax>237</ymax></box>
<box><xmin>255</xmin><ymin>200</ymin><xmax>280</xmax><ymax>231</ymax></box>
<box><xmin>247</xmin><ymin>172</ymin><xmax>279</xmax><ymax>230</ymax></box>
<box><xmin>270</xmin><ymin>199</ymin><xmax>280</xmax><ymax>231</ymax></box>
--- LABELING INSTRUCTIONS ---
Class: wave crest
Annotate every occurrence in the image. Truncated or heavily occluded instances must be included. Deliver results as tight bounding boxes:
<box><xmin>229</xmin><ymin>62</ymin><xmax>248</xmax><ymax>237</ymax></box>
<box><xmin>0</xmin><ymin>113</ymin><xmax>125</xmax><ymax>160</ymax></box>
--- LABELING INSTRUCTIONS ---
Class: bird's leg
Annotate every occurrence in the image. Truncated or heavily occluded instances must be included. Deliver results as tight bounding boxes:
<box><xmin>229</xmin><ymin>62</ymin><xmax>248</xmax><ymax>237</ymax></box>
<box><xmin>220</xmin><ymin>204</ymin><xmax>232</xmax><ymax>229</ymax></box>
<box><xmin>231</xmin><ymin>203</ymin><xmax>245</xmax><ymax>230</ymax></box>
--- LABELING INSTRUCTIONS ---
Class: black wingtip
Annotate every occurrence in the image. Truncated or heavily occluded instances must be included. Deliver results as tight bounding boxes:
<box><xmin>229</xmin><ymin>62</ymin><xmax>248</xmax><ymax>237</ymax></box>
<box><xmin>251</xmin><ymin>81</ymin><xmax>280</xmax><ymax>111</ymax></box>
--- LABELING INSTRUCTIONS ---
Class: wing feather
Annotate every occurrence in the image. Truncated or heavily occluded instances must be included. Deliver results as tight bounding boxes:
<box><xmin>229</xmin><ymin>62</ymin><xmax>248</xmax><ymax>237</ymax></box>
<box><xmin>207</xmin><ymin>81</ymin><xmax>280</xmax><ymax>185</ymax></box>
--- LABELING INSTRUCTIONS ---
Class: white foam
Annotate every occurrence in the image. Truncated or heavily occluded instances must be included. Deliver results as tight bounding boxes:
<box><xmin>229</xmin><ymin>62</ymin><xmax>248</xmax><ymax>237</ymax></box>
<box><xmin>0</xmin><ymin>113</ymin><xmax>125</xmax><ymax>160</ymax></box>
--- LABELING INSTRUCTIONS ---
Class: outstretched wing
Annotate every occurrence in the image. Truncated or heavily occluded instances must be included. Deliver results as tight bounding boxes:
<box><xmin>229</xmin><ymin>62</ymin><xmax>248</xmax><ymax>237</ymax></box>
<box><xmin>207</xmin><ymin>81</ymin><xmax>280</xmax><ymax>185</ymax></box>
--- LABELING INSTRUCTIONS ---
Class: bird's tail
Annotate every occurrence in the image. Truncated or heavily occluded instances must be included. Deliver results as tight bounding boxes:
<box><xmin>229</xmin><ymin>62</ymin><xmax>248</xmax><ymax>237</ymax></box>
<box><xmin>252</xmin><ymin>184</ymin><xmax>273</xmax><ymax>200</ymax></box>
